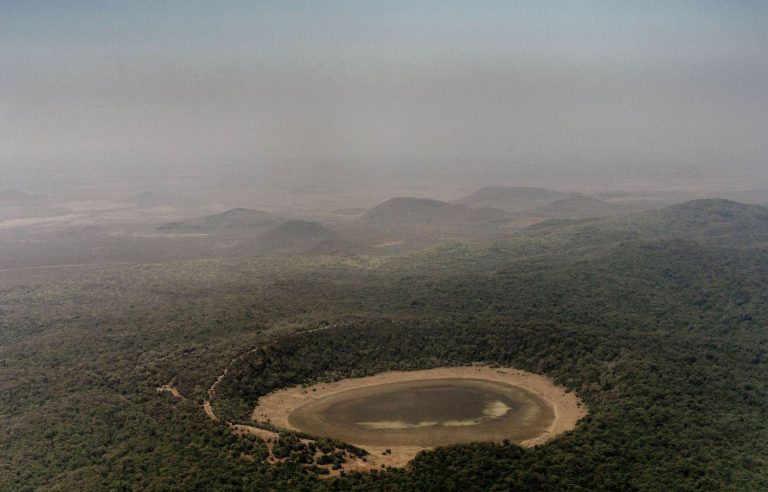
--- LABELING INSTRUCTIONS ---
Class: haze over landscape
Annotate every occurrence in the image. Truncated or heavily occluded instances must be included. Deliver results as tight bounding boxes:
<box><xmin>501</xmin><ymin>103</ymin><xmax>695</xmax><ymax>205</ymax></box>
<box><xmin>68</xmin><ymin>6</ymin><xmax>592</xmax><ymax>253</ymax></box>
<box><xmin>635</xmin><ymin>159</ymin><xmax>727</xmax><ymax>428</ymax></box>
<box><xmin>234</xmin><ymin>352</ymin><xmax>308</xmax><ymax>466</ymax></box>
<box><xmin>2</xmin><ymin>2</ymin><xmax>768</xmax><ymax>491</ymax></box>
<box><xmin>4</xmin><ymin>1</ymin><xmax>768</xmax><ymax>194</ymax></box>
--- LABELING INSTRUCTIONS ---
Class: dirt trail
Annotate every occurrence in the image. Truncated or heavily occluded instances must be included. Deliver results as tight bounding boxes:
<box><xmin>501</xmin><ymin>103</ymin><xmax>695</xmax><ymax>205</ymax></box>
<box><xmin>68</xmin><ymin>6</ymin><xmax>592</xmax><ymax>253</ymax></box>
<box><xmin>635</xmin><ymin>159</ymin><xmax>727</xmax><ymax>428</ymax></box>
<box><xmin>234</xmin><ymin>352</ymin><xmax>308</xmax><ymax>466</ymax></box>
<box><xmin>156</xmin><ymin>384</ymin><xmax>183</xmax><ymax>399</ymax></box>
<box><xmin>195</xmin><ymin>325</ymin><xmax>376</xmax><ymax>475</ymax></box>
<box><xmin>202</xmin><ymin>401</ymin><xmax>219</xmax><ymax>421</ymax></box>
<box><xmin>231</xmin><ymin>424</ymin><xmax>281</xmax><ymax>461</ymax></box>
<box><xmin>203</xmin><ymin>347</ymin><xmax>262</xmax><ymax>422</ymax></box>
<box><xmin>163</xmin><ymin>328</ymin><xmax>587</xmax><ymax>476</ymax></box>
<box><xmin>182</xmin><ymin>324</ymin><xmax>468</xmax><ymax>478</ymax></box>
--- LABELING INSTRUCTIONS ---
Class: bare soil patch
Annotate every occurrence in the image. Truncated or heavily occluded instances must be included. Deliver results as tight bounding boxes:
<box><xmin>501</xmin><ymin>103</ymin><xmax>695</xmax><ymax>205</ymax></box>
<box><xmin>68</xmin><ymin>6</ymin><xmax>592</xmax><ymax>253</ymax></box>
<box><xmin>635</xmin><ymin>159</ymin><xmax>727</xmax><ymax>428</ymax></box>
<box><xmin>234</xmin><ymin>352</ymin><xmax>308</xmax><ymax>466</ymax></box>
<box><xmin>373</xmin><ymin>239</ymin><xmax>405</xmax><ymax>248</ymax></box>
<box><xmin>156</xmin><ymin>384</ymin><xmax>183</xmax><ymax>399</ymax></box>
<box><xmin>253</xmin><ymin>365</ymin><xmax>587</xmax><ymax>468</ymax></box>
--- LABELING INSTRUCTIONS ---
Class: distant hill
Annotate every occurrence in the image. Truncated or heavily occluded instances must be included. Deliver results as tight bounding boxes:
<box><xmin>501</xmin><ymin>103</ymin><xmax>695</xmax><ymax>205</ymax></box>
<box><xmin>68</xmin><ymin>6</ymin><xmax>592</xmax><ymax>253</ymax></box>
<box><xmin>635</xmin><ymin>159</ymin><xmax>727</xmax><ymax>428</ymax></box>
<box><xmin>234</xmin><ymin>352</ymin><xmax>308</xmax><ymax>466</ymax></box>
<box><xmin>453</xmin><ymin>186</ymin><xmax>573</xmax><ymax>212</ymax></box>
<box><xmin>158</xmin><ymin>208</ymin><xmax>283</xmax><ymax>233</ymax></box>
<box><xmin>521</xmin><ymin>199</ymin><xmax>768</xmax><ymax>249</ymax></box>
<box><xmin>521</xmin><ymin>195</ymin><xmax>661</xmax><ymax>219</ymax></box>
<box><xmin>633</xmin><ymin>199</ymin><xmax>768</xmax><ymax>245</ymax></box>
<box><xmin>362</xmin><ymin>197</ymin><xmax>507</xmax><ymax>226</ymax></box>
<box><xmin>244</xmin><ymin>220</ymin><xmax>366</xmax><ymax>255</ymax></box>
<box><xmin>353</xmin><ymin>197</ymin><xmax>511</xmax><ymax>244</ymax></box>
<box><xmin>0</xmin><ymin>190</ymin><xmax>43</xmax><ymax>207</ymax></box>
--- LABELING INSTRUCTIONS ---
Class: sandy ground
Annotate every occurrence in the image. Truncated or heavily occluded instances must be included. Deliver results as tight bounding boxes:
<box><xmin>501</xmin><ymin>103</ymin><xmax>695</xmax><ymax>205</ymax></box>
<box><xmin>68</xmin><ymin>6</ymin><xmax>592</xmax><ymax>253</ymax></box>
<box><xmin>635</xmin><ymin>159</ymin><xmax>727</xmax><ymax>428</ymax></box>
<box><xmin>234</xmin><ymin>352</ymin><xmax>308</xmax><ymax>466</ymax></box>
<box><xmin>156</xmin><ymin>384</ymin><xmax>183</xmax><ymax>399</ymax></box>
<box><xmin>203</xmin><ymin>400</ymin><xmax>219</xmax><ymax>421</ymax></box>
<box><xmin>373</xmin><ymin>239</ymin><xmax>405</xmax><ymax>248</ymax></box>
<box><xmin>253</xmin><ymin>365</ymin><xmax>587</xmax><ymax>468</ymax></box>
<box><xmin>202</xmin><ymin>347</ymin><xmax>263</xmax><ymax>422</ymax></box>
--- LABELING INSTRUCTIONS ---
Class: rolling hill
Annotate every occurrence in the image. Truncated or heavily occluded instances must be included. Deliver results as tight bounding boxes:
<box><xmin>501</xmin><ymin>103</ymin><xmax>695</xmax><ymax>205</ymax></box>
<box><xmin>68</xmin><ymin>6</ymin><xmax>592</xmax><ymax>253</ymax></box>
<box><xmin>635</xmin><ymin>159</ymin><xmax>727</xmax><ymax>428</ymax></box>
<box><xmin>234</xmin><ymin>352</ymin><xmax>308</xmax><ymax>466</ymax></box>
<box><xmin>453</xmin><ymin>186</ymin><xmax>573</xmax><ymax>212</ymax></box>
<box><xmin>157</xmin><ymin>208</ymin><xmax>284</xmax><ymax>233</ymax></box>
<box><xmin>240</xmin><ymin>220</ymin><xmax>367</xmax><ymax>255</ymax></box>
<box><xmin>362</xmin><ymin>197</ymin><xmax>507</xmax><ymax>226</ymax></box>
<box><xmin>631</xmin><ymin>199</ymin><xmax>768</xmax><ymax>245</ymax></box>
<box><xmin>521</xmin><ymin>195</ymin><xmax>662</xmax><ymax>219</ymax></box>
<box><xmin>518</xmin><ymin>199</ymin><xmax>768</xmax><ymax>251</ymax></box>
<box><xmin>355</xmin><ymin>197</ymin><xmax>511</xmax><ymax>243</ymax></box>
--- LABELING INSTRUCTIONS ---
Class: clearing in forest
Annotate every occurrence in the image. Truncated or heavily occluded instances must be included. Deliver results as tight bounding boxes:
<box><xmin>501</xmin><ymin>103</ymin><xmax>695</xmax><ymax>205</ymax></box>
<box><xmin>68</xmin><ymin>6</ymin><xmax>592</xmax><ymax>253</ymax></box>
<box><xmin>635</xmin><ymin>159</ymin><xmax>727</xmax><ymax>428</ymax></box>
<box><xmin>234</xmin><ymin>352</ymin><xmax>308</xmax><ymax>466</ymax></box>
<box><xmin>253</xmin><ymin>365</ymin><xmax>587</xmax><ymax>467</ymax></box>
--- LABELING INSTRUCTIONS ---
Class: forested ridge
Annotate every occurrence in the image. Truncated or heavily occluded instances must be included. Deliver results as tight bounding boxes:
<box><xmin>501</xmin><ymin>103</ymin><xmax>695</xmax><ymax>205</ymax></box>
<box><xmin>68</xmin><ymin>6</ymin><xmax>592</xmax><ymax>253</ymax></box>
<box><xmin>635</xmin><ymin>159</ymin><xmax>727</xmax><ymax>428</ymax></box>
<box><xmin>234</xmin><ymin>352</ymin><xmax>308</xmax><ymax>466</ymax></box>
<box><xmin>1</xmin><ymin>200</ymin><xmax>768</xmax><ymax>490</ymax></box>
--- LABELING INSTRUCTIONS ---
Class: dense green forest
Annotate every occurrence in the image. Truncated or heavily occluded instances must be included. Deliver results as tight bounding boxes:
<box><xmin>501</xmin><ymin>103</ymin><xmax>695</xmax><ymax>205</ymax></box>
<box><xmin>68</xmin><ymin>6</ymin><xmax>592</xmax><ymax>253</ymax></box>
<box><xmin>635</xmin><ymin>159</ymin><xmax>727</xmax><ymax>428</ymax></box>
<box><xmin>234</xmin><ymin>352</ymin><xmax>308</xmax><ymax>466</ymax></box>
<box><xmin>2</xmin><ymin>200</ymin><xmax>768</xmax><ymax>490</ymax></box>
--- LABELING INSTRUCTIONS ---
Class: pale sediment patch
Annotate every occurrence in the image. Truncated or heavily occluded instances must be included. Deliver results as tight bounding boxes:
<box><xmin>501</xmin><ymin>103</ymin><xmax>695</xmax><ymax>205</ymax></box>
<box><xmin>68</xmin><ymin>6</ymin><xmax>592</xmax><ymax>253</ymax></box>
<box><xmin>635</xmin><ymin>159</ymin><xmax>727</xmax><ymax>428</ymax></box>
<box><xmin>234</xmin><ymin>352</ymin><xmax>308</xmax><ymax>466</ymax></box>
<box><xmin>358</xmin><ymin>420</ymin><xmax>438</xmax><ymax>429</ymax></box>
<box><xmin>484</xmin><ymin>400</ymin><xmax>511</xmax><ymax>417</ymax></box>
<box><xmin>373</xmin><ymin>239</ymin><xmax>405</xmax><ymax>248</ymax></box>
<box><xmin>253</xmin><ymin>365</ymin><xmax>587</xmax><ymax>468</ymax></box>
<box><xmin>443</xmin><ymin>400</ymin><xmax>511</xmax><ymax>427</ymax></box>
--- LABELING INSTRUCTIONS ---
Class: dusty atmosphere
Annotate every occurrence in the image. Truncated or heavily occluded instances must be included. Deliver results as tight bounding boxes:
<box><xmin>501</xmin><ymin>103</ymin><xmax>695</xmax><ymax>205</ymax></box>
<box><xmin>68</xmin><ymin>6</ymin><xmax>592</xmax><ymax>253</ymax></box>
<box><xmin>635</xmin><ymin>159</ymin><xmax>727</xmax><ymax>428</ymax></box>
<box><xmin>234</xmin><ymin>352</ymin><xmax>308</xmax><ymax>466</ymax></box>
<box><xmin>4</xmin><ymin>2</ymin><xmax>768</xmax><ymax>489</ymax></box>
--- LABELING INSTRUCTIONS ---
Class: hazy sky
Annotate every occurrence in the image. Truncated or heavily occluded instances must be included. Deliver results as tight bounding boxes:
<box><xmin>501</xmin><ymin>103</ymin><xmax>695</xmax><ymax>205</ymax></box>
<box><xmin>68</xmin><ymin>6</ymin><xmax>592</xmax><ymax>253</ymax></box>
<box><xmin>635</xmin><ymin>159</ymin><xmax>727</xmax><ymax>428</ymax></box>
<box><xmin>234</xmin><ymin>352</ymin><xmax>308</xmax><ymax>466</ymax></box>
<box><xmin>2</xmin><ymin>1</ymin><xmax>767</xmax><ymax>189</ymax></box>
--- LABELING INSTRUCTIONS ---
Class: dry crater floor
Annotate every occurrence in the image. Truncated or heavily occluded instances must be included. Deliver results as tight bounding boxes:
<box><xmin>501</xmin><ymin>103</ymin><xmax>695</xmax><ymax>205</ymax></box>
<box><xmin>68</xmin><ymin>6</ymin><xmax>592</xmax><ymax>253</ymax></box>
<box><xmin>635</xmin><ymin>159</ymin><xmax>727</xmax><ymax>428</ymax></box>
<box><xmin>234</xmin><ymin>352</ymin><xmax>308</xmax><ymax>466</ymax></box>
<box><xmin>253</xmin><ymin>366</ymin><xmax>586</xmax><ymax>468</ymax></box>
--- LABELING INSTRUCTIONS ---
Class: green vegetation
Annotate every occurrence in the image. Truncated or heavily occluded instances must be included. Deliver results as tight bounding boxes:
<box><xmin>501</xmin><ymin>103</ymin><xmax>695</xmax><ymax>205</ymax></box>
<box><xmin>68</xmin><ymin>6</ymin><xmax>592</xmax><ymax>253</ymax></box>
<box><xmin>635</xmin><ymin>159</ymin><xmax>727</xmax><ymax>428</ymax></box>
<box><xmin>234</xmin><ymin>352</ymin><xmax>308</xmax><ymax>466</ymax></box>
<box><xmin>1</xmin><ymin>200</ymin><xmax>768</xmax><ymax>490</ymax></box>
